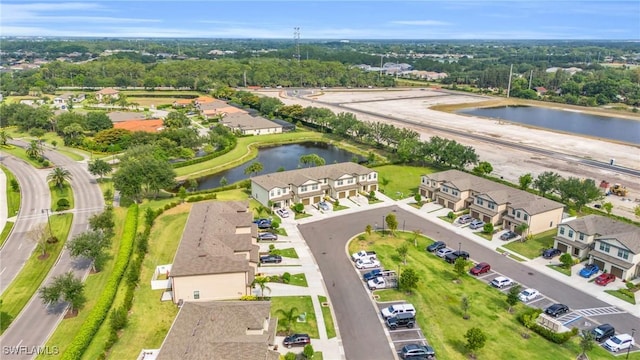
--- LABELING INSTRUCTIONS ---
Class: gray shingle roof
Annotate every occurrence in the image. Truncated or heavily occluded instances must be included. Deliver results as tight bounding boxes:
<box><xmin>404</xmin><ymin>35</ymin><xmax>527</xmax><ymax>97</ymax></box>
<box><xmin>171</xmin><ymin>201</ymin><xmax>255</xmax><ymax>277</ymax></box>
<box><xmin>221</xmin><ymin>113</ymin><xmax>282</xmax><ymax>131</ymax></box>
<box><xmin>252</xmin><ymin>162</ymin><xmax>375</xmax><ymax>191</ymax></box>
<box><xmin>157</xmin><ymin>301</ymin><xmax>279</xmax><ymax>360</ymax></box>
<box><xmin>565</xmin><ymin>215</ymin><xmax>640</xmax><ymax>253</ymax></box>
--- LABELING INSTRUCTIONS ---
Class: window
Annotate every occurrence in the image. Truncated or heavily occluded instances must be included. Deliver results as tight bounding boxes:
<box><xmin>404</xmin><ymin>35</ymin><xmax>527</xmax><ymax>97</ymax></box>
<box><xmin>618</xmin><ymin>249</ymin><xmax>629</xmax><ymax>260</ymax></box>
<box><xmin>301</xmin><ymin>186</ymin><xmax>307</xmax><ymax>192</ymax></box>
<box><xmin>452</xmin><ymin>190</ymin><xmax>458</xmax><ymax>196</ymax></box>
<box><xmin>559</xmin><ymin>227</ymin><xmax>565</xmax><ymax>235</ymax></box>
<box><xmin>277</xmin><ymin>189</ymin><xmax>281</xmax><ymax>196</ymax></box>
<box><xmin>516</xmin><ymin>211</ymin><xmax>521</xmax><ymax>218</ymax></box>
<box><xmin>348</xmin><ymin>178</ymin><xmax>354</xmax><ymax>184</ymax></box>
<box><xmin>579</xmin><ymin>233</ymin><xmax>584</xmax><ymax>241</ymax></box>
<box><xmin>270</xmin><ymin>190</ymin><xmax>275</xmax><ymax>196</ymax></box>
<box><xmin>599</xmin><ymin>243</ymin><xmax>610</xmax><ymax>253</ymax></box>
<box><xmin>488</xmin><ymin>202</ymin><xmax>495</xmax><ymax>210</ymax></box>
<box><xmin>337</xmin><ymin>180</ymin><xmax>344</xmax><ymax>186</ymax></box>
<box><xmin>512</xmin><ymin>209</ymin><xmax>516</xmax><ymax>215</ymax></box>
<box><xmin>442</xmin><ymin>186</ymin><xmax>448</xmax><ymax>193</ymax></box>
<box><xmin>523</xmin><ymin>214</ymin><xmax>528</xmax><ymax>221</ymax></box>
<box><xmin>193</xmin><ymin>290</ymin><xmax>200</xmax><ymax>300</ymax></box>
<box><xmin>476</xmin><ymin>198</ymin><xmax>483</xmax><ymax>205</ymax></box>
<box><xmin>568</xmin><ymin>230</ymin><xmax>574</xmax><ymax>238</ymax></box>
<box><xmin>312</xmin><ymin>184</ymin><xmax>318</xmax><ymax>190</ymax></box>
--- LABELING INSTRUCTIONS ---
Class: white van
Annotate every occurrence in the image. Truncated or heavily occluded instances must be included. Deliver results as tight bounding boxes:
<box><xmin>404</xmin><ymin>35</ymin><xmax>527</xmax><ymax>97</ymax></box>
<box><xmin>380</xmin><ymin>303</ymin><xmax>416</xmax><ymax>319</ymax></box>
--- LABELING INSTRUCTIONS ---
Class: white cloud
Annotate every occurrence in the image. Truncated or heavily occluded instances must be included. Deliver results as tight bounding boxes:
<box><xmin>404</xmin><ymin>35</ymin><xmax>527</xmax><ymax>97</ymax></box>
<box><xmin>0</xmin><ymin>2</ymin><xmax>158</xmax><ymax>25</ymax></box>
<box><xmin>389</xmin><ymin>20</ymin><xmax>451</xmax><ymax>26</ymax></box>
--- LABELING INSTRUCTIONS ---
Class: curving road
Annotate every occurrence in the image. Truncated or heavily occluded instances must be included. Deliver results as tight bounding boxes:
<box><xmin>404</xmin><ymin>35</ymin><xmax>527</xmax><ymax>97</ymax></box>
<box><xmin>1</xmin><ymin>141</ymin><xmax>104</xmax><ymax>359</ymax></box>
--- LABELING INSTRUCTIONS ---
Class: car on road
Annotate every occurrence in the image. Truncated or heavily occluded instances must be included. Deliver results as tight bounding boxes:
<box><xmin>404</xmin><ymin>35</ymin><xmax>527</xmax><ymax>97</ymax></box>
<box><xmin>518</xmin><ymin>288</ymin><xmax>540</xmax><ymax>302</ymax></box>
<box><xmin>542</xmin><ymin>248</ymin><xmax>562</xmax><ymax>258</ymax></box>
<box><xmin>283</xmin><ymin>333</ymin><xmax>311</xmax><ymax>348</ymax></box>
<box><xmin>579</xmin><ymin>263</ymin><xmax>600</xmax><ymax>278</ymax></box>
<box><xmin>490</xmin><ymin>276</ymin><xmax>514</xmax><ymax>289</ymax></box>
<box><xmin>363</xmin><ymin>269</ymin><xmax>382</xmax><ymax>282</ymax></box>
<box><xmin>276</xmin><ymin>208</ymin><xmax>290</xmax><ymax>218</ymax></box>
<box><xmin>257</xmin><ymin>232</ymin><xmax>278</xmax><ymax>241</ymax></box>
<box><xmin>400</xmin><ymin>344</ymin><xmax>435</xmax><ymax>359</ymax></box>
<box><xmin>355</xmin><ymin>258</ymin><xmax>380</xmax><ymax>269</ymax></box>
<box><xmin>318</xmin><ymin>201</ymin><xmax>331</xmax><ymax>211</ymax></box>
<box><xmin>545</xmin><ymin>303</ymin><xmax>569</xmax><ymax>317</ymax></box>
<box><xmin>604</xmin><ymin>333</ymin><xmax>635</xmax><ymax>352</ymax></box>
<box><xmin>426</xmin><ymin>241</ymin><xmax>446</xmax><ymax>252</ymax></box>
<box><xmin>470</xmin><ymin>262</ymin><xmax>491</xmax><ymax>276</ymax></box>
<box><xmin>591</xmin><ymin>323</ymin><xmax>615</xmax><ymax>342</ymax></box>
<box><xmin>457</xmin><ymin>214</ymin><xmax>473</xmax><ymax>224</ymax></box>
<box><xmin>435</xmin><ymin>248</ymin><xmax>453</xmax><ymax>258</ymax></box>
<box><xmin>381</xmin><ymin>303</ymin><xmax>416</xmax><ymax>319</ymax></box>
<box><xmin>385</xmin><ymin>312</ymin><xmax>416</xmax><ymax>330</ymax></box>
<box><xmin>259</xmin><ymin>254</ymin><xmax>282</xmax><ymax>264</ymax></box>
<box><xmin>595</xmin><ymin>273</ymin><xmax>616</xmax><ymax>286</ymax></box>
<box><xmin>500</xmin><ymin>231</ymin><xmax>518</xmax><ymax>241</ymax></box>
<box><xmin>445</xmin><ymin>250</ymin><xmax>470</xmax><ymax>264</ymax></box>
<box><xmin>469</xmin><ymin>219</ymin><xmax>485</xmax><ymax>230</ymax></box>
<box><xmin>253</xmin><ymin>218</ymin><xmax>272</xmax><ymax>229</ymax></box>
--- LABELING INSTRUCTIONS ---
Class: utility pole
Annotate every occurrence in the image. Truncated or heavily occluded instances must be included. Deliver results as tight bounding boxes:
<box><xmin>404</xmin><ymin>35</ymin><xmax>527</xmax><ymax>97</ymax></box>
<box><xmin>528</xmin><ymin>70</ymin><xmax>533</xmax><ymax>90</ymax></box>
<box><xmin>293</xmin><ymin>27</ymin><xmax>301</xmax><ymax>62</ymax></box>
<box><xmin>506</xmin><ymin>64</ymin><xmax>513</xmax><ymax>98</ymax></box>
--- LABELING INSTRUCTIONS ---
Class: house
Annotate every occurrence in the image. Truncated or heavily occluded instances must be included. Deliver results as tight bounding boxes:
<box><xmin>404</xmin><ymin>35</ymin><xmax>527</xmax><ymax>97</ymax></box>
<box><xmin>169</xmin><ymin>201</ymin><xmax>259</xmax><ymax>304</ymax></box>
<box><xmin>107</xmin><ymin>111</ymin><xmax>147</xmax><ymax>123</ymax></box>
<box><xmin>534</xmin><ymin>87</ymin><xmax>548</xmax><ymax>96</ymax></box>
<box><xmin>172</xmin><ymin>99</ymin><xmax>193</xmax><ymax>108</ymax></box>
<box><xmin>251</xmin><ymin>162</ymin><xmax>378</xmax><ymax>208</ymax></box>
<box><xmin>95</xmin><ymin>87</ymin><xmax>120</xmax><ymax>102</ymax></box>
<box><xmin>155</xmin><ymin>301</ymin><xmax>279</xmax><ymax>360</ymax></box>
<box><xmin>419</xmin><ymin>170</ymin><xmax>564</xmax><ymax>235</ymax></box>
<box><xmin>554</xmin><ymin>215</ymin><xmax>640</xmax><ymax>280</ymax></box>
<box><xmin>113</xmin><ymin>119</ymin><xmax>164</xmax><ymax>133</ymax></box>
<box><xmin>220</xmin><ymin>113</ymin><xmax>283</xmax><ymax>136</ymax></box>
<box><xmin>73</xmin><ymin>93</ymin><xmax>86</xmax><ymax>102</ymax></box>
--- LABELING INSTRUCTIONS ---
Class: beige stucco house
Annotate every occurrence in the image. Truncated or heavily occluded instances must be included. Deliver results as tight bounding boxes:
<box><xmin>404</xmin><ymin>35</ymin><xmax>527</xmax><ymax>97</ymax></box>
<box><xmin>156</xmin><ymin>301</ymin><xmax>279</xmax><ymax>360</ymax></box>
<box><xmin>251</xmin><ymin>162</ymin><xmax>378</xmax><ymax>208</ymax></box>
<box><xmin>220</xmin><ymin>112</ymin><xmax>283</xmax><ymax>136</ymax></box>
<box><xmin>554</xmin><ymin>215</ymin><xmax>640</xmax><ymax>280</ymax></box>
<box><xmin>95</xmin><ymin>87</ymin><xmax>120</xmax><ymax>102</ymax></box>
<box><xmin>169</xmin><ymin>201</ymin><xmax>259</xmax><ymax>304</ymax></box>
<box><xmin>420</xmin><ymin>170</ymin><xmax>564</xmax><ymax>235</ymax></box>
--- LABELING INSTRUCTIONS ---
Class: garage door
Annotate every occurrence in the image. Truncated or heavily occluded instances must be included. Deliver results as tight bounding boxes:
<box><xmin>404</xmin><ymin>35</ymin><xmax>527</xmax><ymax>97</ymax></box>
<box><xmin>420</xmin><ymin>189</ymin><xmax>427</xmax><ymax>197</ymax></box>
<box><xmin>438</xmin><ymin>199</ymin><xmax>445</xmax><ymax>206</ymax></box>
<box><xmin>302</xmin><ymin>198</ymin><xmax>310</xmax><ymax>205</ymax></box>
<box><xmin>447</xmin><ymin>201</ymin><xmax>454</xmax><ymax>210</ymax></box>
<box><xmin>339</xmin><ymin>192</ymin><xmax>346</xmax><ymax>199</ymax></box>
<box><xmin>593</xmin><ymin>259</ymin><xmax>605</xmax><ymax>271</ymax></box>
<box><xmin>370</xmin><ymin>185</ymin><xmax>377</xmax><ymax>191</ymax></box>
<box><xmin>471</xmin><ymin>211</ymin><xmax>479</xmax><ymax>219</ymax></box>
<box><xmin>312</xmin><ymin>196</ymin><xmax>322</xmax><ymax>204</ymax></box>
<box><xmin>610</xmin><ymin>266</ymin><xmax>624</xmax><ymax>279</ymax></box>
<box><xmin>349</xmin><ymin>190</ymin><xmax>356</xmax><ymax>197</ymax></box>
<box><xmin>557</xmin><ymin>243</ymin><xmax>568</xmax><ymax>253</ymax></box>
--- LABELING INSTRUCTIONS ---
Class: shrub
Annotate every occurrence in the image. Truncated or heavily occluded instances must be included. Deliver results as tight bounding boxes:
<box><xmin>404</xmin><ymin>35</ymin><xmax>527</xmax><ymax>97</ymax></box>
<box><xmin>269</xmin><ymin>244</ymin><xmax>276</xmax><ymax>251</ymax></box>
<box><xmin>483</xmin><ymin>223</ymin><xmax>494</xmax><ymax>234</ymax></box>
<box><xmin>56</xmin><ymin>198</ymin><xmax>71</xmax><ymax>211</ymax></box>
<box><xmin>447</xmin><ymin>211</ymin><xmax>455</xmax><ymax>220</ymax></box>
<box><xmin>626</xmin><ymin>282</ymin><xmax>636</xmax><ymax>290</ymax></box>
<box><xmin>619</xmin><ymin>289</ymin><xmax>635</xmax><ymax>299</ymax></box>
<box><xmin>271</xmin><ymin>220</ymin><xmax>280</xmax><ymax>229</ymax></box>
<box><xmin>284</xmin><ymin>352</ymin><xmax>297</xmax><ymax>360</ymax></box>
<box><xmin>303</xmin><ymin>344</ymin><xmax>315</xmax><ymax>358</ymax></box>
<box><xmin>293</xmin><ymin>203</ymin><xmax>304</xmax><ymax>214</ymax></box>
<box><xmin>517</xmin><ymin>307</ymin><xmax>577</xmax><ymax>344</ymax></box>
<box><xmin>10</xmin><ymin>179</ymin><xmax>19</xmax><ymax>192</ymax></box>
<box><xmin>559</xmin><ymin>253</ymin><xmax>574</xmax><ymax>268</ymax></box>
<box><xmin>42</xmin><ymin>160</ymin><xmax>50</xmax><ymax>167</ymax></box>
<box><xmin>109</xmin><ymin>306</ymin><xmax>128</xmax><ymax>331</ymax></box>
<box><xmin>282</xmin><ymin>272</ymin><xmax>291</xmax><ymax>284</ymax></box>
<box><xmin>239</xmin><ymin>295</ymin><xmax>257</xmax><ymax>301</ymax></box>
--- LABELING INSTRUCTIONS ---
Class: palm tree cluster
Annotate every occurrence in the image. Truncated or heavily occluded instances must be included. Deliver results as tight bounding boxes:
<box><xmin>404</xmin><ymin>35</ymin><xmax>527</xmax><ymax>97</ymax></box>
<box><xmin>47</xmin><ymin>167</ymin><xmax>72</xmax><ymax>189</ymax></box>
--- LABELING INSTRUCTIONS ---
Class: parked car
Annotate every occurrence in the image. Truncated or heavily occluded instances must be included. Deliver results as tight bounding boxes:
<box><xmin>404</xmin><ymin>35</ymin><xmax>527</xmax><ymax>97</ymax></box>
<box><xmin>355</xmin><ymin>258</ymin><xmax>380</xmax><ymax>269</ymax></box>
<box><xmin>490</xmin><ymin>276</ymin><xmax>514</xmax><ymax>289</ymax></box>
<box><xmin>542</xmin><ymin>248</ymin><xmax>562</xmax><ymax>258</ymax></box>
<box><xmin>367</xmin><ymin>276</ymin><xmax>387</xmax><ymax>290</ymax></box>
<box><xmin>604</xmin><ymin>333</ymin><xmax>635</xmax><ymax>352</ymax></box>
<box><xmin>469</xmin><ymin>219</ymin><xmax>485</xmax><ymax>230</ymax></box>
<box><xmin>518</xmin><ymin>288</ymin><xmax>540</xmax><ymax>302</ymax></box>
<box><xmin>386</xmin><ymin>312</ymin><xmax>416</xmax><ymax>330</ymax></box>
<box><xmin>545</xmin><ymin>303</ymin><xmax>569</xmax><ymax>317</ymax></box>
<box><xmin>257</xmin><ymin>232</ymin><xmax>278</xmax><ymax>241</ymax></box>
<box><xmin>500</xmin><ymin>231</ymin><xmax>518</xmax><ymax>241</ymax></box>
<box><xmin>380</xmin><ymin>303</ymin><xmax>416</xmax><ymax>319</ymax></box>
<box><xmin>400</xmin><ymin>344</ymin><xmax>435</xmax><ymax>359</ymax></box>
<box><xmin>579</xmin><ymin>263</ymin><xmax>600</xmax><ymax>278</ymax></box>
<box><xmin>435</xmin><ymin>248</ymin><xmax>454</xmax><ymax>258</ymax></box>
<box><xmin>363</xmin><ymin>269</ymin><xmax>382</xmax><ymax>282</ymax></box>
<box><xmin>276</xmin><ymin>208</ymin><xmax>290</xmax><ymax>218</ymax></box>
<box><xmin>595</xmin><ymin>273</ymin><xmax>616</xmax><ymax>286</ymax></box>
<box><xmin>470</xmin><ymin>262</ymin><xmax>491</xmax><ymax>276</ymax></box>
<box><xmin>426</xmin><ymin>241</ymin><xmax>446</xmax><ymax>252</ymax></box>
<box><xmin>283</xmin><ymin>333</ymin><xmax>311</xmax><ymax>348</ymax></box>
<box><xmin>457</xmin><ymin>214</ymin><xmax>473</xmax><ymax>224</ymax></box>
<box><xmin>253</xmin><ymin>218</ymin><xmax>272</xmax><ymax>229</ymax></box>
<box><xmin>351</xmin><ymin>250</ymin><xmax>377</xmax><ymax>262</ymax></box>
<box><xmin>318</xmin><ymin>201</ymin><xmax>331</xmax><ymax>211</ymax></box>
<box><xmin>591</xmin><ymin>323</ymin><xmax>615</xmax><ymax>342</ymax></box>
<box><xmin>445</xmin><ymin>250</ymin><xmax>470</xmax><ymax>264</ymax></box>
<box><xmin>259</xmin><ymin>254</ymin><xmax>282</xmax><ymax>264</ymax></box>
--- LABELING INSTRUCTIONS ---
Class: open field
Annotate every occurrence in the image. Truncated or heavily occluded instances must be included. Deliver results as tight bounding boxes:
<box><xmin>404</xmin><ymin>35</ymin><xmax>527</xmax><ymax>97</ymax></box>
<box><xmin>126</xmin><ymin>97</ymin><xmax>188</xmax><ymax>107</ymax></box>
<box><xmin>374</xmin><ymin>164</ymin><xmax>438</xmax><ymax>200</ymax></box>
<box><xmin>1</xmin><ymin>164</ymin><xmax>21</xmax><ymax>216</ymax></box>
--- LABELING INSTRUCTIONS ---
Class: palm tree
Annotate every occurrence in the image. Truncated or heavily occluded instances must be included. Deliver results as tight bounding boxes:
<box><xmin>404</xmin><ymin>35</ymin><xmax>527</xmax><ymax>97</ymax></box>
<box><xmin>515</xmin><ymin>223</ymin><xmax>529</xmax><ymax>242</ymax></box>
<box><xmin>26</xmin><ymin>140</ymin><xmax>43</xmax><ymax>159</ymax></box>
<box><xmin>244</xmin><ymin>161</ymin><xmax>264</xmax><ymax>177</ymax></box>
<box><xmin>252</xmin><ymin>276</ymin><xmax>271</xmax><ymax>299</ymax></box>
<box><xmin>275</xmin><ymin>306</ymin><xmax>299</xmax><ymax>335</ymax></box>
<box><xmin>47</xmin><ymin>167</ymin><xmax>72</xmax><ymax>190</ymax></box>
<box><xmin>0</xmin><ymin>129</ymin><xmax>13</xmax><ymax>146</ymax></box>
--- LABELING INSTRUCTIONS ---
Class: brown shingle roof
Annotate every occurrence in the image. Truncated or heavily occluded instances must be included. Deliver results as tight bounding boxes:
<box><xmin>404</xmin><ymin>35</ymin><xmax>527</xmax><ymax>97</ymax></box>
<box><xmin>157</xmin><ymin>301</ymin><xmax>279</xmax><ymax>360</ymax></box>
<box><xmin>252</xmin><ymin>162</ymin><xmax>375</xmax><ymax>191</ymax></box>
<box><xmin>566</xmin><ymin>215</ymin><xmax>640</xmax><ymax>253</ymax></box>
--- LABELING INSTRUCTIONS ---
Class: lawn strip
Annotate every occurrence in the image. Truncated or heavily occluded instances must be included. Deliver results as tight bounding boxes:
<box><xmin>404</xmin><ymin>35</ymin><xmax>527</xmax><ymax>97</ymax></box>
<box><xmin>318</xmin><ymin>296</ymin><xmax>336</xmax><ymax>339</ymax></box>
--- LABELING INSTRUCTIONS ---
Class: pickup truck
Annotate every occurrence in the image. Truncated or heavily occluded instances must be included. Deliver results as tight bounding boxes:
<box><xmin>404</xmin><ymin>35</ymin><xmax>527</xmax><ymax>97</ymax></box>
<box><xmin>367</xmin><ymin>276</ymin><xmax>387</xmax><ymax>290</ymax></box>
<box><xmin>351</xmin><ymin>250</ymin><xmax>377</xmax><ymax>262</ymax></box>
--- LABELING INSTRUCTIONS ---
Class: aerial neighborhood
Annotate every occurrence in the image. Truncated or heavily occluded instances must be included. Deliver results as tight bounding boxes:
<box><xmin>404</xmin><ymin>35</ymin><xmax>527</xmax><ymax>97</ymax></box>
<box><xmin>0</xmin><ymin>32</ymin><xmax>639</xmax><ymax>360</ymax></box>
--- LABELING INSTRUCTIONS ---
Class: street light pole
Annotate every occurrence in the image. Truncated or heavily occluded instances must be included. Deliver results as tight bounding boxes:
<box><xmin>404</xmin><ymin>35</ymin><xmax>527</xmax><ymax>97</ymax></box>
<box><xmin>626</xmin><ymin>328</ymin><xmax>636</xmax><ymax>359</ymax></box>
<box><xmin>458</xmin><ymin>242</ymin><xmax>462</xmax><ymax>253</ymax></box>
<box><xmin>42</xmin><ymin>208</ymin><xmax>53</xmax><ymax>239</ymax></box>
<box><xmin>382</xmin><ymin>215</ymin><xmax>385</xmax><ymax>236</ymax></box>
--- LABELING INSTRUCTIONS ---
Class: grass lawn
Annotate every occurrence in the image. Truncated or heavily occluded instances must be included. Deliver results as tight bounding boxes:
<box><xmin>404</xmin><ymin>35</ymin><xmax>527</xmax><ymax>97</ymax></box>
<box><xmin>175</xmin><ymin>131</ymin><xmax>325</xmax><ymax>179</ymax></box>
<box><xmin>295</xmin><ymin>213</ymin><xmax>312</xmax><ymax>220</ymax></box>
<box><xmin>270</xmin><ymin>296</ymin><xmax>319</xmax><ymax>338</ymax></box>
<box><xmin>1</xmin><ymin>145</ymin><xmax>45</xmax><ymax>168</ymax></box>
<box><xmin>50</xmin><ymin>181</ymin><xmax>75</xmax><ymax>211</ymax></box>
<box><xmin>37</xmin><ymin>208</ymin><xmax>128</xmax><ymax>359</ymax></box>
<box><xmin>0</xmin><ymin>213</ymin><xmax>73</xmax><ymax>334</ymax></box>
<box><xmin>126</xmin><ymin>97</ymin><xmax>188</xmax><ymax>107</ymax></box>
<box><xmin>333</xmin><ymin>205</ymin><xmax>348</xmax><ymax>211</ymax></box>
<box><xmin>547</xmin><ymin>264</ymin><xmax>572</xmax><ymax>276</ymax></box>
<box><xmin>277</xmin><ymin>248</ymin><xmax>299</xmax><ymax>259</ymax></box>
<box><xmin>318</xmin><ymin>296</ymin><xmax>336</xmax><ymax>339</ymax></box>
<box><xmin>98</xmin><ymin>206</ymin><xmax>190</xmax><ymax>360</ymax></box>
<box><xmin>438</xmin><ymin>215</ymin><xmax>455</xmax><ymax>223</ymax></box>
<box><xmin>604</xmin><ymin>290</ymin><xmax>637</xmax><ymax>305</ymax></box>
<box><xmin>0</xmin><ymin>222</ymin><xmax>14</xmax><ymax>248</ymax></box>
<box><xmin>347</xmin><ymin>231</ymin><xmax>630</xmax><ymax>360</ymax></box>
<box><xmin>502</xmin><ymin>229</ymin><xmax>556</xmax><ymax>259</ymax></box>
<box><xmin>374</xmin><ymin>164</ymin><xmax>437</xmax><ymax>200</ymax></box>
<box><xmin>288</xmin><ymin>273</ymin><xmax>308</xmax><ymax>287</ymax></box>
<box><xmin>1</xmin><ymin>164</ymin><xmax>21</xmax><ymax>216</ymax></box>
<box><xmin>474</xmin><ymin>231</ymin><xmax>493</xmax><ymax>241</ymax></box>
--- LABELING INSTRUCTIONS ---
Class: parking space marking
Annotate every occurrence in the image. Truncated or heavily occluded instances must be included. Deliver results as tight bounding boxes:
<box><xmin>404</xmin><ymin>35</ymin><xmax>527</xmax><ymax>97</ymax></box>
<box><xmin>526</xmin><ymin>297</ymin><xmax>546</xmax><ymax>305</ymax></box>
<box><xmin>392</xmin><ymin>338</ymin><xmax>428</xmax><ymax>343</ymax></box>
<box><xmin>575</xmin><ymin>306</ymin><xmax>626</xmax><ymax>317</ymax></box>
<box><xmin>389</xmin><ymin>328</ymin><xmax>422</xmax><ymax>333</ymax></box>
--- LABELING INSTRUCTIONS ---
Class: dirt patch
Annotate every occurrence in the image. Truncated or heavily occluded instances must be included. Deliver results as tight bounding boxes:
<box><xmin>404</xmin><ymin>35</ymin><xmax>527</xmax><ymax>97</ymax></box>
<box><xmin>162</xmin><ymin>203</ymin><xmax>192</xmax><ymax>216</ymax></box>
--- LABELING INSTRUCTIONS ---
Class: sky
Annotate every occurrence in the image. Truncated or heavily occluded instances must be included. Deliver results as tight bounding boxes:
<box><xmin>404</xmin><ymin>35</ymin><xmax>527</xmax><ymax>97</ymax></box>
<box><xmin>1</xmin><ymin>0</ymin><xmax>639</xmax><ymax>40</ymax></box>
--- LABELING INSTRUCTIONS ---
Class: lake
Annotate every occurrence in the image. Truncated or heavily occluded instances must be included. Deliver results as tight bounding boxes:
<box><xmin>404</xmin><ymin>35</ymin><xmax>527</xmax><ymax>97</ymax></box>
<box><xmin>197</xmin><ymin>142</ymin><xmax>360</xmax><ymax>190</ymax></box>
<box><xmin>459</xmin><ymin>106</ymin><xmax>640</xmax><ymax>145</ymax></box>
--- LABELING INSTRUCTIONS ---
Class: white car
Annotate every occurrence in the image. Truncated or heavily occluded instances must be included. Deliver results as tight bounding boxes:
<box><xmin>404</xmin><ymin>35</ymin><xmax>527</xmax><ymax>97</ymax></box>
<box><xmin>604</xmin><ymin>333</ymin><xmax>635</xmax><ymax>352</ymax></box>
<box><xmin>276</xmin><ymin>208</ymin><xmax>290</xmax><ymax>218</ymax></box>
<box><xmin>367</xmin><ymin>276</ymin><xmax>387</xmax><ymax>290</ymax></box>
<box><xmin>469</xmin><ymin>219</ymin><xmax>485</xmax><ymax>230</ymax></box>
<box><xmin>518</xmin><ymin>288</ymin><xmax>540</xmax><ymax>302</ymax></box>
<box><xmin>436</xmin><ymin>248</ymin><xmax>454</xmax><ymax>258</ymax></box>
<box><xmin>490</xmin><ymin>276</ymin><xmax>514</xmax><ymax>289</ymax></box>
<box><xmin>457</xmin><ymin>214</ymin><xmax>473</xmax><ymax>224</ymax></box>
<box><xmin>355</xmin><ymin>258</ymin><xmax>381</xmax><ymax>269</ymax></box>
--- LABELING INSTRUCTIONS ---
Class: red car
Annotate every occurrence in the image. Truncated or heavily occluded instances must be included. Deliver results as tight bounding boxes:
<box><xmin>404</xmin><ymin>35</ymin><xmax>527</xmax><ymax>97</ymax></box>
<box><xmin>595</xmin><ymin>273</ymin><xmax>616</xmax><ymax>286</ymax></box>
<box><xmin>470</xmin><ymin>262</ymin><xmax>491</xmax><ymax>276</ymax></box>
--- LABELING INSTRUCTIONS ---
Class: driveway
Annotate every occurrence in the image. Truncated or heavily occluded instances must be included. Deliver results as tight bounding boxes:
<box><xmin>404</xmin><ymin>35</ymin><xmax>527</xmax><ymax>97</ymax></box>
<box><xmin>298</xmin><ymin>206</ymin><xmax>640</xmax><ymax>359</ymax></box>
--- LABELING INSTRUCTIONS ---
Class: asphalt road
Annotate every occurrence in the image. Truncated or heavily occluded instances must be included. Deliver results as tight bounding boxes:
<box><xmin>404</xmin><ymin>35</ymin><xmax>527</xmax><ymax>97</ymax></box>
<box><xmin>1</xmin><ymin>143</ymin><xmax>104</xmax><ymax>360</ymax></box>
<box><xmin>0</xmin><ymin>155</ymin><xmax>51</xmax><ymax>293</ymax></box>
<box><xmin>298</xmin><ymin>206</ymin><xmax>640</xmax><ymax>359</ymax></box>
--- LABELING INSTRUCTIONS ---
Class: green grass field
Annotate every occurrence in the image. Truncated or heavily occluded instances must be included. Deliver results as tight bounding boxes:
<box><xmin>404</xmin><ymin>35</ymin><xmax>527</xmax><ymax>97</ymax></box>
<box><xmin>0</xmin><ymin>222</ymin><xmax>14</xmax><ymax>248</ymax></box>
<box><xmin>1</xmin><ymin>164</ymin><xmax>21</xmax><ymax>216</ymax></box>
<box><xmin>50</xmin><ymin>181</ymin><xmax>74</xmax><ymax>211</ymax></box>
<box><xmin>1</xmin><ymin>145</ymin><xmax>46</xmax><ymax>168</ymax></box>
<box><xmin>348</xmin><ymin>231</ymin><xmax>636</xmax><ymax>360</ymax></box>
<box><xmin>270</xmin><ymin>296</ymin><xmax>319</xmax><ymax>338</ymax></box>
<box><xmin>374</xmin><ymin>165</ymin><xmax>437</xmax><ymax>200</ymax></box>
<box><xmin>503</xmin><ymin>229</ymin><xmax>556</xmax><ymax>259</ymax></box>
<box><xmin>318</xmin><ymin>295</ymin><xmax>336</xmax><ymax>339</ymax></box>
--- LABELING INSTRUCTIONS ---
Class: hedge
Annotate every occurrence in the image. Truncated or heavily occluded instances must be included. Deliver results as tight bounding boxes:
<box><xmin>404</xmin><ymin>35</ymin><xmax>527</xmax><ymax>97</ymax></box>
<box><xmin>517</xmin><ymin>307</ymin><xmax>578</xmax><ymax>344</ymax></box>
<box><xmin>171</xmin><ymin>137</ymin><xmax>237</xmax><ymax>169</ymax></box>
<box><xmin>62</xmin><ymin>205</ymin><xmax>139</xmax><ymax>360</ymax></box>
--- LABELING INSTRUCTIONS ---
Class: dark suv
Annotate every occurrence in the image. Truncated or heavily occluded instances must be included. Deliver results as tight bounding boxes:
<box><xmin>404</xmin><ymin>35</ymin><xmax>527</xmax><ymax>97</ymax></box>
<box><xmin>545</xmin><ymin>303</ymin><xmax>569</xmax><ymax>317</ymax></box>
<box><xmin>445</xmin><ymin>250</ymin><xmax>470</xmax><ymax>264</ymax></box>
<box><xmin>283</xmin><ymin>333</ymin><xmax>311</xmax><ymax>348</ymax></box>
<box><xmin>386</xmin><ymin>312</ymin><xmax>416</xmax><ymax>330</ymax></box>
<box><xmin>542</xmin><ymin>248</ymin><xmax>561</xmax><ymax>259</ymax></box>
<box><xmin>591</xmin><ymin>323</ymin><xmax>615</xmax><ymax>342</ymax></box>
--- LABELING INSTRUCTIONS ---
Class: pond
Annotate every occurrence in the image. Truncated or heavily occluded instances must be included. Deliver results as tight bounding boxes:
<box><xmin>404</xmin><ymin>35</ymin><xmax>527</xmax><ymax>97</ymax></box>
<box><xmin>197</xmin><ymin>141</ymin><xmax>361</xmax><ymax>190</ymax></box>
<box><xmin>459</xmin><ymin>106</ymin><xmax>640</xmax><ymax>145</ymax></box>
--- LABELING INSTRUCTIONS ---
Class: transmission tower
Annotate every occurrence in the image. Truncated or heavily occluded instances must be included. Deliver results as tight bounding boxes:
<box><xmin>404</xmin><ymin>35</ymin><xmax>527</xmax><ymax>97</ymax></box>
<box><xmin>294</xmin><ymin>27</ymin><xmax>301</xmax><ymax>62</ymax></box>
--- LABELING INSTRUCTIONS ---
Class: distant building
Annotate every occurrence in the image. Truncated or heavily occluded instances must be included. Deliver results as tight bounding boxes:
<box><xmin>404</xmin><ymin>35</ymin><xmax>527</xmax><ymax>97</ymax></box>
<box><xmin>95</xmin><ymin>87</ymin><xmax>120</xmax><ymax>102</ymax></box>
<box><xmin>219</xmin><ymin>113</ymin><xmax>283</xmax><ymax>136</ymax></box>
